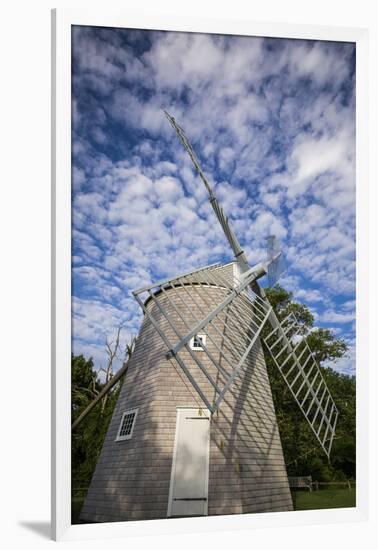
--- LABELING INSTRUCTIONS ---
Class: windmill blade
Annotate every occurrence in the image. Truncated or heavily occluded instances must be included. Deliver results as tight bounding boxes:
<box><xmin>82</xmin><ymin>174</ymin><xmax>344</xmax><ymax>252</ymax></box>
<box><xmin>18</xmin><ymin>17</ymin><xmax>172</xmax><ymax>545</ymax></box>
<box><xmin>133</xmin><ymin>264</ymin><xmax>272</xmax><ymax>413</ymax></box>
<box><xmin>266</xmin><ymin>235</ymin><xmax>287</xmax><ymax>288</ymax></box>
<box><xmin>165</xmin><ymin>111</ymin><xmax>249</xmax><ymax>272</ymax></box>
<box><xmin>164</xmin><ymin>112</ymin><xmax>338</xmax><ymax>457</ymax></box>
<box><xmin>164</xmin><ymin>110</ymin><xmax>213</xmax><ymax>197</ymax></box>
<box><xmin>264</xmin><ymin>310</ymin><xmax>339</xmax><ymax>458</ymax></box>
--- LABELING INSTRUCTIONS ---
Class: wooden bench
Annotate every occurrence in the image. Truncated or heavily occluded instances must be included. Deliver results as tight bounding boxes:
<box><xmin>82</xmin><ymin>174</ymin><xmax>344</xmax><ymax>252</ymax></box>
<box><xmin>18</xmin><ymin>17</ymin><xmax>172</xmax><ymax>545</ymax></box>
<box><xmin>288</xmin><ymin>476</ymin><xmax>312</xmax><ymax>491</ymax></box>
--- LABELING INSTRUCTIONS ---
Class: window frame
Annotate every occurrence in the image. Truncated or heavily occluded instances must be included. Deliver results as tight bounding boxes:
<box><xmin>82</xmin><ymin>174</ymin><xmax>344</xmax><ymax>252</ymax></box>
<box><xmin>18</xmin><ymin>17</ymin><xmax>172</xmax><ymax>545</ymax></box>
<box><xmin>115</xmin><ymin>407</ymin><xmax>139</xmax><ymax>441</ymax></box>
<box><xmin>189</xmin><ymin>334</ymin><xmax>207</xmax><ymax>351</ymax></box>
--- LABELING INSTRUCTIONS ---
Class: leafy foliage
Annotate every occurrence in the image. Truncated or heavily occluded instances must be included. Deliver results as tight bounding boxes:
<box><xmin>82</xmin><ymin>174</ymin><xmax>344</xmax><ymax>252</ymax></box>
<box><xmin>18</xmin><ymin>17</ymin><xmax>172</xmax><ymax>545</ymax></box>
<box><xmin>71</xmin><ymin>354</ymin><xmax>123</xmax><ymax>486</ymax></box>
<box><xmin>307</xmin><ymin>329</ymin><xmax>347</xmax><ymax>363</ymax></box>
<box><xmin>263</xmin><ymin>286</ymin><xmax>355</xmax><ymax>481</ymax></box>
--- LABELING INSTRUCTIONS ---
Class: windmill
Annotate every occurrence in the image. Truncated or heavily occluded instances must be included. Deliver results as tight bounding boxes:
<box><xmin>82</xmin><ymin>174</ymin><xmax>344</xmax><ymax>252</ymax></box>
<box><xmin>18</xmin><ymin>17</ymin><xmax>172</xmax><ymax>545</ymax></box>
<box><xmin>80</xmin><ymin>113</ymin><xmax>338</xmax><ymax>523</ymax></box>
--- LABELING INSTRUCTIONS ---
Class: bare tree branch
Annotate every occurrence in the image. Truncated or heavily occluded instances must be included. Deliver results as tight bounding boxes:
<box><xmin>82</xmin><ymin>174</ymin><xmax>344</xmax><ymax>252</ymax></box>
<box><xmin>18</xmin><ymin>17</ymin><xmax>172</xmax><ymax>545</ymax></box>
<box><xmin>72</xmin><ymin>328</ymin><xmax>137</xmax><ymax>430</ymax></box>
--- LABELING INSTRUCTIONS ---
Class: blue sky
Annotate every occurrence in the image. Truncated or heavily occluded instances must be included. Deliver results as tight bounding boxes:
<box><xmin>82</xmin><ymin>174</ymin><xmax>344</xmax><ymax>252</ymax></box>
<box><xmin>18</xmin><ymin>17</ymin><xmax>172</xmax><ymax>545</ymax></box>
<box><xmin>71</xmin><ymin>26</ymin><xmax>356</xmax><ymax>377</ymax></box>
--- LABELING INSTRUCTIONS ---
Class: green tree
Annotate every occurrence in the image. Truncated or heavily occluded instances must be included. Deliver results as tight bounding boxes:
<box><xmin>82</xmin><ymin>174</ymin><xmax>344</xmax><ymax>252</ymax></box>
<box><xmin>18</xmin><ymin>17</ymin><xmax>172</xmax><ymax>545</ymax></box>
<box><xmin>71</xmin><ymin>353</ymin><xmax>123</xmax><ymax>486</ymax></box>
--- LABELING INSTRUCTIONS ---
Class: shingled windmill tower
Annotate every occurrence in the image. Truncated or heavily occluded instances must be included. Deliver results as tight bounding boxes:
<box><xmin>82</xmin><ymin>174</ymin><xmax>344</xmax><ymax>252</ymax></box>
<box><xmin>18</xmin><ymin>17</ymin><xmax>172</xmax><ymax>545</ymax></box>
<box><xmin>80</xmin><ymin>113</ymin><xmax>338</xmax><ymax>523</ymax></box>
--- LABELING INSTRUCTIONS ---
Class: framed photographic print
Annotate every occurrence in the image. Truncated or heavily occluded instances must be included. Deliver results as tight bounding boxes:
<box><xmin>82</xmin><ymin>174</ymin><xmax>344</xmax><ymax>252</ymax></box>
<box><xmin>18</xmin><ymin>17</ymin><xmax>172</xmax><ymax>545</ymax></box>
<box><xmin>52</xmin><ymin>7</ymin><xmax>369</xmax><ymax>542</ymax></box>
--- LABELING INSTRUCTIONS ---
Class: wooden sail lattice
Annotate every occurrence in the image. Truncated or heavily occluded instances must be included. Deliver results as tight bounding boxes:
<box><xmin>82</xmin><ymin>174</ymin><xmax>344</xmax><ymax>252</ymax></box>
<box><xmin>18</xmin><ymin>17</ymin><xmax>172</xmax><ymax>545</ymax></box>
<box><xmin>163</xmin><ymin>111</ymin><xmax>339</xmax><ymax>458</ymax></box>
<box><xmin>264</xmin><ymin>312</ymin><xmax>339</xmax><ymax>458</ymax></box>
<box><xmin>133</xmin><ymin>264</ymin><xmax>272</xmax><ymax>413</ymax></box>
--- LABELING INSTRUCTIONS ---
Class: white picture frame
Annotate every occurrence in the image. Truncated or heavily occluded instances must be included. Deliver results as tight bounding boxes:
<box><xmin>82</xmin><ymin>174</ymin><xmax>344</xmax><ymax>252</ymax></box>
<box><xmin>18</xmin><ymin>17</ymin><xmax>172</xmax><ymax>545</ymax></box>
<box><xmin>51</xmin><ymin>7</ymin><xmax>369</xmax><ymax>542</ymax></box>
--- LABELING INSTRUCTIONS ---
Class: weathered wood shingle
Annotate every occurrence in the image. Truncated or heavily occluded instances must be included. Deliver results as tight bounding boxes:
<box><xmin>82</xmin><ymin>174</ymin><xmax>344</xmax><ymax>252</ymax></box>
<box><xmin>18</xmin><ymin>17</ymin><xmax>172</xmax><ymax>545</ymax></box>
<box><xmin>80</xmin><ymin>263</ymin><xmax>292</xmax><ymax>522</ymax></box>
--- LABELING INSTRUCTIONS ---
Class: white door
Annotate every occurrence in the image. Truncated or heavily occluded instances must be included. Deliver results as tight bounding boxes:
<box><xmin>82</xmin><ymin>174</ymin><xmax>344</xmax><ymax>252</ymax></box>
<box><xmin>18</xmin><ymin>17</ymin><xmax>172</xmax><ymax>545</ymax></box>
<box><xmin>167</xmin><ymin>408</ymin><xmax>210</xmax><ymax>517</ymax></box>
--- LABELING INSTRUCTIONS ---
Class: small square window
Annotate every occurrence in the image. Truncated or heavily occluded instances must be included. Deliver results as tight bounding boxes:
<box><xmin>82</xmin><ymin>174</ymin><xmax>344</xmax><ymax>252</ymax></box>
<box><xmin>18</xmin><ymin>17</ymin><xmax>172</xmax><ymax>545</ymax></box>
<box><xmin>116</xmin><ymin>408</ymin><xmax>138</xmax><ymax>441</ymax></box>
<box><xmin>190</xmin><ymin>334</ymin><xmax>206</xmax><ymax>351</ymax></box>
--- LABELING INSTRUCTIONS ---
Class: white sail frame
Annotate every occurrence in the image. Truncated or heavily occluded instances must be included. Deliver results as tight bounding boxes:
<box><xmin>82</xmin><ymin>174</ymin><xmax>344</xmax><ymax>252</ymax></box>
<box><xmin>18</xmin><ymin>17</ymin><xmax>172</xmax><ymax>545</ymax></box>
<box><xmin>264</xmin><ymin>312</ymin><xmax>339</xmax><ymax>458</ymax></box>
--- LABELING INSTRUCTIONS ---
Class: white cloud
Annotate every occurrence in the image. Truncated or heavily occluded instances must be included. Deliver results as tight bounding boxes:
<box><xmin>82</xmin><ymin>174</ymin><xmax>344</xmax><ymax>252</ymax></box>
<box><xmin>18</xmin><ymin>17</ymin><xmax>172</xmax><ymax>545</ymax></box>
<box><xmin>249</xmin><ymin>211</ymin><xmax>288</xmax><ymax>241</ymax></box>
<box><xmin>287</xmin><ymin>135</ymin><xmax>347</xmax><ymax>197</ymax></box>
<box><xmin>288</xmin><ymin>42</ymin><xmax>350</xmax><ymax>87</ymax></box>
<box><xmin>319</xmin><ymin>309</ymin><xmax>355</xmax><ymax>324</ymax></box>
<box><xmin>144</xmin><ymin>33</ymin><xmax>224</xmax><ymax>90</ymax></box>
<box><xmin>294</xmin><ymin>288</ymin><xmax>324</xmax><ymax>303</ymax></box>
<box><xmin>155</xmin><ymin>176</ymin><xmax>184</xmax><ymax>202</ymax></box>
<box><xmin>290</xmin><ymin>203</ymin><xmax>330</xmax><ymax>236</ymax></box>
<box><xmin>261</xmin><ymin>192</ymin><xmax>282</xmax><ymax>210</ymax></box>
<box><xmin>71</xmin><ymin>29</ymin><xmax>355</xmax><ymax>374</ymax></box>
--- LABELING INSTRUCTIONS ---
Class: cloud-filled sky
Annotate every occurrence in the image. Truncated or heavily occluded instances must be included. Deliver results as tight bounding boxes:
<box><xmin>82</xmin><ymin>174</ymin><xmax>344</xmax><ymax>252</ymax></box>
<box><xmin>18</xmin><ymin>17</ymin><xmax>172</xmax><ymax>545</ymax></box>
<box><xmin>71</xmin><ymin>26</ymin><xmax>356</xmax><ymax>377</ymax></box>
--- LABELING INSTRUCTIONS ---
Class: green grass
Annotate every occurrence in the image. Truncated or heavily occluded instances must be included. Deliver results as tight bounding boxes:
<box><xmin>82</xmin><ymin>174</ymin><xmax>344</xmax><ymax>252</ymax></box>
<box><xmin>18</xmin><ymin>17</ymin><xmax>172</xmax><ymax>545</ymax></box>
<box><xmin>292</xmin><ymin>488</ymin><xmax>356</xmax><ymax>511</ymax></box>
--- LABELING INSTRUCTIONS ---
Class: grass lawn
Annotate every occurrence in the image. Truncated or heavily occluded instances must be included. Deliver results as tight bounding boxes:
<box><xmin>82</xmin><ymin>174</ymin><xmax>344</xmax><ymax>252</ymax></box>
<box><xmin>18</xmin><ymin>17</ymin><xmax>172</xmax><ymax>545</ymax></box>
<box><xmin>292</xmin><ymin>488</ymin><xmax>356</xmax><ymax>511</ymax></box>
